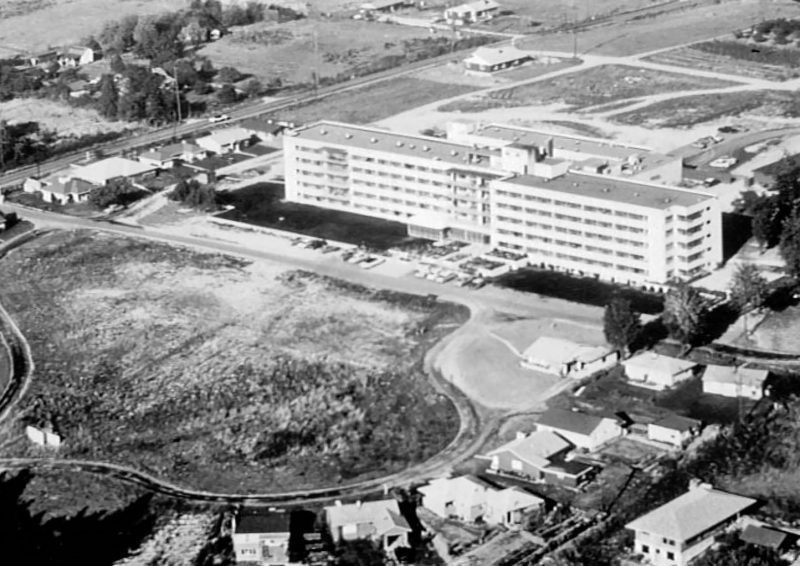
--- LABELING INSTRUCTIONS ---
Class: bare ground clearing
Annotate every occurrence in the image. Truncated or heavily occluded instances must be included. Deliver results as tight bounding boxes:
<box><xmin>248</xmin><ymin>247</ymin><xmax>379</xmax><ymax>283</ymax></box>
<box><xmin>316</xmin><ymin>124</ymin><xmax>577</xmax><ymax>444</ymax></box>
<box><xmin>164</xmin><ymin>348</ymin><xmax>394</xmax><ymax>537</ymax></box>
<box><xmin>0</xmin><ymin>98</ymin><xmax>136</xmax><ymax>138</ymax></box>
<box><xmin>518</xmin><ymin>0</ymin><xmax>798</xmax><ymax>56</ymax></box>
<box><xmin>437</xmin><ymin>65</ymin><xmax>738</xmax><ymax>114</ymax></box>
<box><xmin>612</xmin><ymin>90</ymin><xmax>800</xmax><ymax>128</ymax></box>
<box><xmin>198</xmin><ymin>18</ymin><xmax>444</xmax><ymax>86</ymax></box>
<box><xmin>0</xmin><ymin>230</ymin><xmax>464</xmax><ymax>493</ymax></box>
<box><xmin>645</xmin><ymin>44</ymin><xmax>800</xmax><ymax>81</ymax></box>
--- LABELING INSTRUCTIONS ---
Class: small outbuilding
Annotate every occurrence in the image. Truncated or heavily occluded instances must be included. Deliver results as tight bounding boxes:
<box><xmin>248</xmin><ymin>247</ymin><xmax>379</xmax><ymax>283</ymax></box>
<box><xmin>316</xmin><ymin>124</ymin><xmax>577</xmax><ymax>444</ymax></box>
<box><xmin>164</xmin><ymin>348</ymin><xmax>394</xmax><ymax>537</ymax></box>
<box><xmin>647</xmin><ymin>414</ymin><xmax>702</xmax><ymax>448</ymax></box>
<box><xmin>702</xmin><ymin>364</ymin><xmax>769</xmax><ymax>400</ymax></box>
<box><xmin>622</xmin><ymin>352</ymin><xmax>697</xmax><ymax>391</ymax></box>
<box><xmin>464</xmin><ymin>45</ymin><xmax>533</xmax><ymax>74</ymax></box>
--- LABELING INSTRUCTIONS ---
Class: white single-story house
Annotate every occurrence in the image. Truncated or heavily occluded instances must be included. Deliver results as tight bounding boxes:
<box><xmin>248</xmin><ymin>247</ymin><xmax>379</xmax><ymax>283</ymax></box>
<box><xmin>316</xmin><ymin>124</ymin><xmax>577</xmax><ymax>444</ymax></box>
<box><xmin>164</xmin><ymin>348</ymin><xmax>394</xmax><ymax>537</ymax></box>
<box><xmin>69</xmin><ymin>157</ymin><xmax>157</xmax><ymax>186</ymax></box>
<box><xmin>419</xmin><ymin>475</ymin><xmax>543</xmax><ymax>527</ymax></box>
<box><xmin>445</xmin><ymin>0</ymin><xmax>501</xmax><ymax>23</ymax></box>
<box><xmin>626</xmin><ymin>482</ymin><xmax>756</xmax><ymax>566</ymax></box>
<box><xmin>464</xmin><ymin>45</ymin><xmax>534</xmax><ymax>74</ymax></box>
<box><xmin>535</xmin><ymin>408</ymin><xmax>622</xmax><ymax>452</ymax></box>
<box><xmin>360</xmin><ymin>0</ymin><xmax>411</xmax><ymax>14</ymax></box>
<box><xmin>196</xmin><ymin>127</ymin><xmax>254</xmax><ymax>154</ymax></box>
<box><xmin>138</xmin><ymin>142</ymin><xmax>207</xmax><ymax>169</ymax></box>
<box><xmin>647</xmin><ymin>414</ymin><xmax>702</xmax><ymax>448</ymax></box>
<box><xmin>522</xmin><ymin>336</ymin><xmax>618</xmax><ymax>378</ymax></box>
<box><xmin>24</xmin><ymin>176</ymin><xmax>97</xmax><ymax>204</ymax></box>
<box><xmin>484</xmin><ymin>430</ymin><xmax>572</xmax><ymax>480</ymax></box>
<box><xmin>240</xmin><ymin>117</ymin><xmax>286</xmax><ymax>143</ymax></box>
<box><xmin>232</xmin><ymin>510</ymin><xmax>294</xmax><ymax>565</ymax></box>
<box><xmin>622</xmin><ymin>353</ymin><xmax>697</xmax><ymax>391</ymax></box>
<box><xmin>702</xmin><ymin>364</ymin><xmax>769</xmax><ymax>400</ymax></box>
<box><xmin>325</xmin><ymin>499</ymin><xmax>411</xmax><ymax>554</ymax></box>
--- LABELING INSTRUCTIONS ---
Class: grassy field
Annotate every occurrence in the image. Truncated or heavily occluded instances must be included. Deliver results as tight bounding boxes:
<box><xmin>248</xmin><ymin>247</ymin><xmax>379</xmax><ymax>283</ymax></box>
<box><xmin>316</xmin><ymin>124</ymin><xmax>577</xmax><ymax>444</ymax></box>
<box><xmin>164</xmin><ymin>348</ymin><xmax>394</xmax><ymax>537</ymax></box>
<box><xmin>0</xmin><ymin>230</ymin><xmax>465</xmax><ymax>492</ymax></box>
<box><xmin>645</xmin><ymin>41</ymin><xmax>800</xmax><ymax>81</ymax></box>
<box><xmin>198</xmin><ymin>18</ymin><xmax>459</xmax><ymax>86</ymax></box>
<box><xmin>0</xmin><ymin>98</ymin><xmax>136</xmax><ymax>138</ymax></box>
<box><xmin>735</xmin><ymin>304</ymin><xmax>800</xmax><ymax>353</ymax></box>
<box><xmin>0</xmin><ymin>0</ymin><xmax>177</xmax><ymax>51</ymax></box>
<box><xmin>276</xmin><ymin>76</ymin><xmax>479</xmax><ymax>125</ymax></box>
<box><xmin>437</xmin><ymin>65</ymin><xmax>738</xmax><ymax>114</ymax></box>
<box><xmin>517</xmin><ymin>0</ymin><xmax>799</xmax><ymax>56</ymax></box>
<box><xmin>612</xmin><ymin>90</ymin><xmax>800</xmax><ymax>128</ymax></box>
<box><xmin>217</xmin><ymin>182</ymin><xmax>420</xmax><ymax>249</ymax></box>
<box><xmin>549</xmin><ymin>366</ymin><xmax>748</xmax><ymax>425</ymax></box>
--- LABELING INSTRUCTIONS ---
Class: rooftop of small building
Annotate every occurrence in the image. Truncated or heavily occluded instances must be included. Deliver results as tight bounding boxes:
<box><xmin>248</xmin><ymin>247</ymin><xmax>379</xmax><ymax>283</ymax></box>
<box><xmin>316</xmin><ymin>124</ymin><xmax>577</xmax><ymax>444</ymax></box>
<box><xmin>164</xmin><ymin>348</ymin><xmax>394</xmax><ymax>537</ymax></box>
<box><xmin>499</xmin><ymin>171</ymin><xmax>715</xmax><ymax>210</ymax></box>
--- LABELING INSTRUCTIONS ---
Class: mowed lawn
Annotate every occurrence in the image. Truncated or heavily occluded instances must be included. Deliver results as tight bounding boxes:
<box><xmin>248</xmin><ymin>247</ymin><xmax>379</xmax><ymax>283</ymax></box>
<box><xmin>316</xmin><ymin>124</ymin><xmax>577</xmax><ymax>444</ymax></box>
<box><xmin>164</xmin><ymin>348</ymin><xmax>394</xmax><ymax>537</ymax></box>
<box><xmin>277</xmin><ymin>76</ymin><xmax>479</xmax><ymax>125</ymax></box>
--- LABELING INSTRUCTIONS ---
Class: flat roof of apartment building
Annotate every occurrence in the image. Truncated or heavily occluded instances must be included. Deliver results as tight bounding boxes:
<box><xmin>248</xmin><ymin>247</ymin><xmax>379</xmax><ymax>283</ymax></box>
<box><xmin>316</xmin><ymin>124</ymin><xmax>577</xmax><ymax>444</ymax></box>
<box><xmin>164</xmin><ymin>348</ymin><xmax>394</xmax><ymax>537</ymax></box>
<box><xmin>290</xmin><ymin>121</ymin><xmax>498</xmax><ymax>169</ymax></box>
<box><xmin>475</xmin><ymin>124</ymin><xmax>657</xmax><ymax>162</ymax></box>
<box><xmin>499</xmin><ymin>172</ymin><xmax>714</xmax><ymax>210</ymax></box>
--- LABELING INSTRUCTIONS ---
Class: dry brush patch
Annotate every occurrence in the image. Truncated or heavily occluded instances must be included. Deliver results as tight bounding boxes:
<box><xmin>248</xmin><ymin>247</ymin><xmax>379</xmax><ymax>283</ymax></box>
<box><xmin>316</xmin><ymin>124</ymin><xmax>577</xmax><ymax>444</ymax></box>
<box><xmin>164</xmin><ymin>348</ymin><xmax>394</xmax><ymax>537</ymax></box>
<box><xmin>0</xmin><ymin>230</ymin><xmax>465</xmax><ymax>492</ymax></box>
<box><xmin>437</xmin><ymin>64</ymin><xmax>738</xmax><ymax>114</ymax></box>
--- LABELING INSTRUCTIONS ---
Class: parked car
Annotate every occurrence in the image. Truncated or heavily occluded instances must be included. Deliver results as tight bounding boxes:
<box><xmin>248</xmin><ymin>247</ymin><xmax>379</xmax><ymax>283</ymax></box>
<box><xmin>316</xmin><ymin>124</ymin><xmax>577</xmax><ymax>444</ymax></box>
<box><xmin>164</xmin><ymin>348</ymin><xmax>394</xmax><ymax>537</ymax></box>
<box><xmin>321</xmin><ymin>245</ymin><xmax>340</xmax><ymax>254</ymax></box>
<box><xmin>466</xmin><ymin>277</ymin><xmax>486</xmax><ymax>289</ymax></box>
<box><xmin>209</xmin><ymin>113</ymin><xmax>230</xmax><ymax>123</ymax></box>
<box><xmin>360</xmin><ymin>256</ymin><xmax>385</xmax><ymax>270</ymax></box>
<box><xmin>709</xmin><ymin>156</ymin><xmax>737</xmax><ymax>169</ymax></box>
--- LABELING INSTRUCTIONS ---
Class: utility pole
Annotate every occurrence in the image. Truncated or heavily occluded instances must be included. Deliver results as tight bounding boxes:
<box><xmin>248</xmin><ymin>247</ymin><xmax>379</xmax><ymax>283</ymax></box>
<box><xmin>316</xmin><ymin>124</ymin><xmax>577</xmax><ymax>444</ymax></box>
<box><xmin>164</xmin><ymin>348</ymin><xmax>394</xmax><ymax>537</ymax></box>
<box><xmin>173</xmin><ymin>61</ymin><xmax>182</xmax><ymax>141</ymax></box>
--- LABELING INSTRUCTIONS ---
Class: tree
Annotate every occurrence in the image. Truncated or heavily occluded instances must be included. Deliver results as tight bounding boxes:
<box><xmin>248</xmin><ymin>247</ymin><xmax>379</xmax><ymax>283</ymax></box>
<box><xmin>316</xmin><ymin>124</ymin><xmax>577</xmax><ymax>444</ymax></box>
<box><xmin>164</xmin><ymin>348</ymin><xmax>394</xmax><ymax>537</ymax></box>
<box><xmin>729</xmin><ymin>262</ymin><xmax>768</xmax><ymax>311</ymax></box>
<box><xmin>242</xmin><ymin>77</ymin><xmax>262</xmax><ymax>98</ymax></box>
<box><xmin>97</xmin><ymin>74</ymin><xmax>118</xmax><ymax>120</ymax></box>
<box><xmin>109</xmin><ymin>52</ymin><xmax>126</xmax><ymax>74</ymax></box>
<box><xmin>662</xmin><ymin>283</ymin><xmax>709</xmax><ymax>347</ymax></box>
<box><xmin>751</xmin><ymin>196</ymin><xmax>783</xmax><ymax>250</ymax></box>
<box><xmin>779</xmin><ymin>206</ymin><xmax>800</xmax><ymax>277</ymax></box>
<box><xmin>169</xmin><ymin>179</ymin><xmax>217</xmax><ymax>210</ymax></box>
<box><xmin>217</xmin><ymin>65</ymin><xmax>241</xmax><ymax>83</ymax></box>
<box><xmin>87</xmin><ymin>179</ymin><xmax>144</xmax><ymax>209</ymax></box>
<box><xmin>216</xmin><ymin>83</ymin><xmax>238</xmax><ymax>104</ymax></box>
<box><xmin>603</xmin><ymin>297</ymin><xmax>641</xmax><ymax>355</ymax></box>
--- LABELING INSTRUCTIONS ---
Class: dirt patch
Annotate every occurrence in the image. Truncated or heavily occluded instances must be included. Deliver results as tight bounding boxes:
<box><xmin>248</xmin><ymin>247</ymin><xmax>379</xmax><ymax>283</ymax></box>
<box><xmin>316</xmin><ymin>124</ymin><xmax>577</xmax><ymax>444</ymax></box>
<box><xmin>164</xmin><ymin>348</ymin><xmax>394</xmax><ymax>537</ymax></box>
<box><xmin>0</xmin><ymin>98</ymin><xmax>136</xmax><ymax>138</ymax></box>
<box><xmin>645</xmin><ymin>43</ymin><xmax>800</xmax><ymax>81</ymax></box>
<box><xmin>198</xmin><ymin>18</ymin><xmax>449</xmax><ymax>86</ymax></box>
<box><xmin>438</xmin><ymin>65</ymin><xmax>738</xmax><ymax>113</ymax></box>
<box><xmin>612</xmin><ymin>90</ymin><xmax>800</xmax><ymax>128</ymax></box>
<box><xmin>517</xmin><ymin>0</ymin><xmax>798</xmax><ymax>56</ymax></box>
<box><xmin>0</xmin><ymin>230</ymin><xmax>464</xmax><ymax>492</ymax></box>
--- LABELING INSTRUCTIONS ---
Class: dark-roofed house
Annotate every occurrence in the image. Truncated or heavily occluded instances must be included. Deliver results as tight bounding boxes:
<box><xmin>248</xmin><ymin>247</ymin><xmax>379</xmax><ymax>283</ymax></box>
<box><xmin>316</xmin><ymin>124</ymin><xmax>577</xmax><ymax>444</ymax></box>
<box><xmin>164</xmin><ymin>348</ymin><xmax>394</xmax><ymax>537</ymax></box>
<box><xmin>740</xmin><ymin>524</ymin><xmax>794</xmax><ymax>552</ymax></box>
<box><xmin>241</xmin><ymin>118</ymin><xmax>285</xmax><ymax>143</ymax></box>
<box><xmin>647</xmin><ymin>414</ymin><xmax>702</xmax><ymax>448</ymax></box>
<box><xmin>626</xmin><ymin>482</ymin><xmax>757</xmax><ymax>566</ymax></box>
<box><xmin>232</xmin><ymin>509</ymin><xmax>293</xmax><ymax>565</ymax></box>
<box><xmin>536</xmin><ymin>408</ymin><xmax>623</xmax><ymax>452</ymax></box>
<box><xmin>702</xmin><ymin>364</ymin><xmax>769</xmax><ymax>400</ymax></box>
<box><xmin>324</xmin><ymin>499</ymin><xmax>411</xmax><ymax>554</ymax></box>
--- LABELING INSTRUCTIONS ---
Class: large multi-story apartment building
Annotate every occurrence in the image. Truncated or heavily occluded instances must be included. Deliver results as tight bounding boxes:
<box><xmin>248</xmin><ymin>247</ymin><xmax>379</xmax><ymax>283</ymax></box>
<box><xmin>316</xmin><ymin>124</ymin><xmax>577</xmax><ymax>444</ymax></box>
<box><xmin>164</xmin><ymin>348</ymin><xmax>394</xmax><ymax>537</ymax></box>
<box><xmin>283</xmin><ymin>120</ymin><xmax>721</xmax><ymax>286</ymax></box>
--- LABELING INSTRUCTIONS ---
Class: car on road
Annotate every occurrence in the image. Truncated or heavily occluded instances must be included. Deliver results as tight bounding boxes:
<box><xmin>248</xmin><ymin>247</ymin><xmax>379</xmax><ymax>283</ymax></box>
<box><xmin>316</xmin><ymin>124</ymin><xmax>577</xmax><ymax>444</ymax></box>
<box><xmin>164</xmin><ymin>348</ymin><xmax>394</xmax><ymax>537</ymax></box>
<box><xmin>709</xmin><ymin>156</ymin><xmax>738</xmax><ymax>169</ymax></box>
<box><xmin>209</xmin><ymin>114</ymin><xmax>230</xmax><ymax>123</ymax></box>
<box><xmin>360</xmin><ymin>256</ymin><xmax>385</xmax><ymax>270</ymax></box>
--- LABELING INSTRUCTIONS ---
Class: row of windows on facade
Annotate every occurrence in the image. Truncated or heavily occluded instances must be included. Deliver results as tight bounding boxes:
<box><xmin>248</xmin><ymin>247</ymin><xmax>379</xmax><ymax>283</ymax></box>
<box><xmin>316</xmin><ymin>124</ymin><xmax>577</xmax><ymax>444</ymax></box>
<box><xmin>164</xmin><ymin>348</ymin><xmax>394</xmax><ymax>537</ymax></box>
<box><xmin>495</xmin><ymin>241</ymin><xmax>648</xmax><ymax>274</ymax></box>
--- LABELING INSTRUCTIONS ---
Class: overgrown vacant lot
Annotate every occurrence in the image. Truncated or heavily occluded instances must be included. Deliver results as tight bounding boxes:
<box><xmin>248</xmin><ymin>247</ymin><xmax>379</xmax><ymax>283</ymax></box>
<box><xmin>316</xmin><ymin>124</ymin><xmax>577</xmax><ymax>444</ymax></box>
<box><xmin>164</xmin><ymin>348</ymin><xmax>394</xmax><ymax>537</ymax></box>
<box><xmin>613</xmin><ymin>90</ymin><xmax>800</xmax><ymax>128</ymax></box>
<box><xmin>437</xmin><ymin>65</ymin><xmax>738</xmax><ymax>114</ymax></box>
<box><xmin>0</xmin><ymin>98</ymin><xmax>136</xmax><ymax>138</ymax></box>
<box><xmin>645</xmin><ymin>41</ymin><xmax>800</xmax><ymax>81</ymax></box>
<box><xmin>0</xmin><ymin>231</ymin><xmax>464</xmax><ymax>492</ymax></box>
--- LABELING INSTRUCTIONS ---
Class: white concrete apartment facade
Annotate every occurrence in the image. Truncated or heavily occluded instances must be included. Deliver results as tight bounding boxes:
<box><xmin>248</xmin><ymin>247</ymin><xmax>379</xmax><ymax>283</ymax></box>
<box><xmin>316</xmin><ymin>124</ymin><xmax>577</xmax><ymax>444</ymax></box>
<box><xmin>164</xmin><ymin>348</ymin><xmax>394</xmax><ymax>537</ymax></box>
<box><xmin>284</xmin><ymin>121</ymin><xmax>722</xmax><ymax>285</ymax></box>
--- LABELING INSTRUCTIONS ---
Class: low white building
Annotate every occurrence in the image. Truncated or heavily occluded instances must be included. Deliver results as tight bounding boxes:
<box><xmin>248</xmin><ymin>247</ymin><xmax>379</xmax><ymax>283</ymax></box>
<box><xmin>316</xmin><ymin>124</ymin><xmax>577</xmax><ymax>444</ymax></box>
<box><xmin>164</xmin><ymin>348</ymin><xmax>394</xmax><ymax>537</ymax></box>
<box><xmin>419</xmin><ymin>475</ymin><xmax>543</xmax><ymax>527</ymax></box>
<box><xmin>647</xmin><ymin>414</ymin><xmax>702</xmax><ymax>448</ymax></box>
<box><xmin>464</xmin><ymin>45</ymin><xmax>533</xmax><ymax>74</ymax></box>
<box><xmin>69</xmin><ymin>157</ymin><xmax>157</xmax><ymax>186</ymax></box>
<box><xmin>535</xmin><ymin>408</ymin><xmax>622</xmax><ymax>452</ymax></box>
<box><xmin>138</xmin><ymin>142</ymin><xmax>207</xmax><ymax>169</ymax></box>
<box><xmin>25</xmin><ymin>425</ymin><xmax>62</xmax><ymax>448</ymax></box>
<box><xmin>702</xmin><ymin>364</ymin><xmax>769</xmax><ymax>400</ymax></box>
<box><xmin>444</xmin><ymin>0</ymin><xmax>500</xmax><ymax>23</ymax></box>
<box><xmin>626</xmin><ymin>483</ymin><xmax>756</xmax><ymax>566</ymax></box>
<box><xmin>325</xmin><ymin>499</ymin><xmax>411</xmax><ymax>554</ymax></box>
<box><xmin>622</xmin><ymin>353</ymin><xmax>697</xmax><ymax>391</ymax></box>
<box><xmin>196</xmin><ymin>127</ymin><xmax>253</xmax><ymax>154</ymax></box>
<box><xmin>23</xmin><ymin>176</ymin><xmax>96</xmax><ymax>204</ymax></box>
<box><xmin>521</xmin><ymin>336</ymin><xmax>618</xmax><ymax>378</ymax></box>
